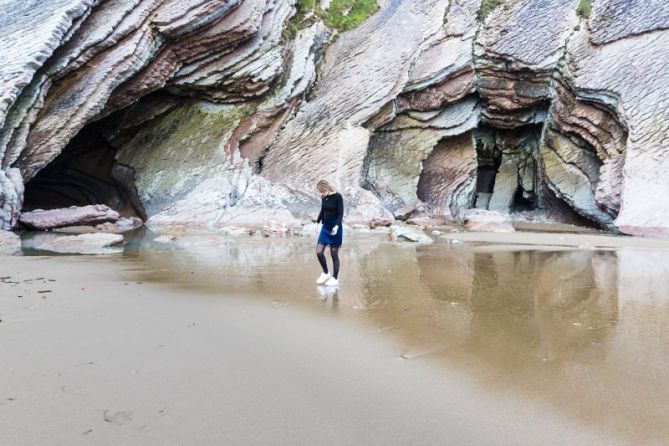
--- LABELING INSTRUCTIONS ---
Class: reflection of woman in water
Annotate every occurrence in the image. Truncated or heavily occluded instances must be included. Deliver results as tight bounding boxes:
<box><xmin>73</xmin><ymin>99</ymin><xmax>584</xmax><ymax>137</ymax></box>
<box><xmin>315</xmin><ymin>180</ymin><xmax>343</xmax><ymax>286</ymax></box>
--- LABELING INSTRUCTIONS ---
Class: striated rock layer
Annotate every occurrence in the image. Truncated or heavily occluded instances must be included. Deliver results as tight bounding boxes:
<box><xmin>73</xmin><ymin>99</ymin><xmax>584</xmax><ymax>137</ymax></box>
<box><xmin>19</xmin><ymin>204</ymin><xmax>119</xmax><ymax>231</ymax></box>
<box><xmin>1</xmin><ymin>0</ymin><xmax>669</xmax><ymax>236</ymax></box>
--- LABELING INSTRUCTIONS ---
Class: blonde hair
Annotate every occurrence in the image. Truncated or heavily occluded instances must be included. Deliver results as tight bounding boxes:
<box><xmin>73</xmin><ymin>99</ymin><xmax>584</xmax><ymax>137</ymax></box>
<box><xmin>316</xmin><ymin>179</ymin><xmax>336</xmax><ymax>194</ymax></box>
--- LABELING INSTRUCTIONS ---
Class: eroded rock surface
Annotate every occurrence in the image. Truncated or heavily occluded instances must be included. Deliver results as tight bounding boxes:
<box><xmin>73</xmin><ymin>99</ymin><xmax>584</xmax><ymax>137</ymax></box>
<box><xmin>1</xmin><ymin>0</ymin><xmax>669</xmax><ymax>236</ymax></box>
<box><xmin>19</xmin><ymin>205</ymin><xmax>119</xmax><ymax>231</ymax></box>
<box><xmin>568</xmin><ymin>2</ymin><xmax>669</xmax><ymax>236</ymax></box>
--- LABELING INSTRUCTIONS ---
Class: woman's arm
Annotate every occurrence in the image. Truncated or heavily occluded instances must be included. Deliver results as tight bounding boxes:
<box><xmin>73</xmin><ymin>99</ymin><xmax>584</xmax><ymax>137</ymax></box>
<box><xmin>336</xmin><ymin>193</ymin><xmax>344</xmax><ymax>225</ymax></box>
<box><xmin>330</xmin><ymin>194</ymin><xmax>344</xmax><ymax>236</ymax></box>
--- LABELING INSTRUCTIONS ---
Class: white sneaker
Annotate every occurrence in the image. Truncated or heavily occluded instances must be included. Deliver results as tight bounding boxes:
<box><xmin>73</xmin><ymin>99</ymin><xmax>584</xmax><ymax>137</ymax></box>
<box><xmin>316</xmin><ymin>273</ymin><xmax>330</xmax><ymax>285</ymax></box>
<box><xmin>324</xmin><ymin>277</ymin><xmax>339</xmax><ymax>286</ymax></box>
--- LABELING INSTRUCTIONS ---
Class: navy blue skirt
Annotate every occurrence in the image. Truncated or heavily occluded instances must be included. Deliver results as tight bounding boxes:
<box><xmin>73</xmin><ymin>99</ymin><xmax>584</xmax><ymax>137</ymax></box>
<box><xmin>318</xmin><ymin>219</ymin><xmax>343</xmax><ymax>246</ymax></box>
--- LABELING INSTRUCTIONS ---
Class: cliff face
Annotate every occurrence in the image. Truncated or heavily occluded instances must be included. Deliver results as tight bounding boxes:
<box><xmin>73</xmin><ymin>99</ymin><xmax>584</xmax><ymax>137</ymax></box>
<box><xmin>1</xmin><ymin>0</ymin><xmax>668</xmax><ymax>236</ymax></box>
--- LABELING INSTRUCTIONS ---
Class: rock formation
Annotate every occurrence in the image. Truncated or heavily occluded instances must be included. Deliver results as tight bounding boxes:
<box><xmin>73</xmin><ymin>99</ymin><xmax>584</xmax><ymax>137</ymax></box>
<box><xmin>1</xmin><ymin>0</ymin><xmax>668</xmax><ymax>236</ymax></box>
<box><xmin>19</xmin><ymin>204</ymin><xmax>119</xmax><ymax>230</ymax></box>
<box><xmin>464</xmin><ymin>209</ymin><xmax>515</xmax><ymax>233</ymax></box>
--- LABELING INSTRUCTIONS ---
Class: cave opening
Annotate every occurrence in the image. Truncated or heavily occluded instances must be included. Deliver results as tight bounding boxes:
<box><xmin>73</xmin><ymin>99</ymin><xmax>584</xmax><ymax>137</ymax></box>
<box><xmin>470</xmin><ymin>124</ymin><xmax>543</xmax><ymax>213</ymax></box>
<box><xmin>361</xmin><ymin>109</ymin><xmax>607</xmax><ymax>229</ymax></box>
<box><xmin>466</xmin><ymin>122</ymin><xmax>605</xmax><ymax>229</ymax></box>
<box><xmin>22</xmin><ymin>118</ymin><xmax>145</xmax><ymax>220</ymax></box>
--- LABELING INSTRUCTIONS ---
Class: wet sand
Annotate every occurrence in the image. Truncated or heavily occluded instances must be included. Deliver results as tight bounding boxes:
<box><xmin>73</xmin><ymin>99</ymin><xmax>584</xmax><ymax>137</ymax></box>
<box><xmin>2</xmin><ymin>231</ymin><xmax>669</xmax><ymax>445</ymax></box>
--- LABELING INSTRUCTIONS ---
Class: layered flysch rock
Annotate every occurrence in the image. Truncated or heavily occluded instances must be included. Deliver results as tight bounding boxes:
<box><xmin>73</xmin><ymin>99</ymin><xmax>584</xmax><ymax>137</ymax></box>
<box><xmin>475</xmin><ymin>0</ymin><xmax>578</xmax><ymax>127</ymax></box>
<box><xmin>567</xmin><ymin>0</ymin><xmax>669</xmax><ymax>236</ymax></box>
<box><xmin>0</xmin><ymin>0</ymin><xmax>99</xmax><ymax>228</ymax></box>
<box><xmin>1</xmin><ymin>0</ymin><xmax>669</xmax><ymax>236</ymax></box>
<box><xmin>358</xmin><ymin>0</ymin><xmax>480</xmax><ymax>220</ymax></box>
<box><xmin>261</xmin><ymin>0</ymin><xmax>452</xmax><ymax>222</ymax></box>
<box><xmin>0</xmin><ymin>0</ymin><xmax>326</xmax><ymax>233</ymax></box>
<box><xmin>19</xmin><ymin>204</ymin><xmax>119</xmax><ymax>231</ymax></box>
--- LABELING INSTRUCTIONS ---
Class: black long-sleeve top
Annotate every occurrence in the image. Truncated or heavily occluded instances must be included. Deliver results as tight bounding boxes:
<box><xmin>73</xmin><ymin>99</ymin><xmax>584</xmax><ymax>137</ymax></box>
<box><xmin>316</xmin><ymin>192</ymin><xmax>344</xmax><ymax>225</ymax></box>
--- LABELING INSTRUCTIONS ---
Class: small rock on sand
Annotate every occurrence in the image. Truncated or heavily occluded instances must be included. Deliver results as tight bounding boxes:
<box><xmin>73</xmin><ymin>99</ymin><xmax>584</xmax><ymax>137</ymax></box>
<box><xmin>389</xmin><ymin>224</ymin><xmax>433</xmax><ymax>243</ymax></box>
<box><xmin>369</xmin><ymin>218</ymin><xmax>394</xmax><ymax>229</ymax></box>
<box><xmin>154</xmin><ymin>235</ymin><xmax>177</xmax><ymax>244</ymax></box>
<box><xmin>463</xmin><ymin>209</ymin><xmax>515</xmax><ymax>233</ymax></box>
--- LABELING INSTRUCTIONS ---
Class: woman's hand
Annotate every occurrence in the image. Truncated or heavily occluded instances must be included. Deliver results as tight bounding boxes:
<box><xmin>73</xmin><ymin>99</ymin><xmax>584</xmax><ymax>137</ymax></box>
<box><xmin>331</xmin><ymin>225</ymin><xmax>339</xmax><ymax>236</ymax></box>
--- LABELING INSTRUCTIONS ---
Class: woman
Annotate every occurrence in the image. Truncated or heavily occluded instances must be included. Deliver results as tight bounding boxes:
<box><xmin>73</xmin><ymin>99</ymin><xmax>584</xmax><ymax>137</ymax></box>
<box><xmin>315</xmin><ymin>180</ymin><xmax>343</xmax><ymax>286</ymax></box>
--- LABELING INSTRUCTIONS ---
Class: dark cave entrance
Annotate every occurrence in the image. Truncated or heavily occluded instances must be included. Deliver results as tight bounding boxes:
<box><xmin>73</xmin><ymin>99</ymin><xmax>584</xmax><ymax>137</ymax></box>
<box><xmin>410</xmin><ymin>120</ymin><xmax>601</xmax><ymax>228</ymax></box>
<box><xmin>466</xmin><ymin>123</ymin><xmax>601</xmax><ymax>228</ymax></box>
<box><xmin>470</xmin><ymin>124</ymin><xmax>543</xmax><ymax>213</ymax></box>
<box><xmin>22</xmin><ymin>120</ymin><xmax>145</xmax><ymax>219</ymax></box>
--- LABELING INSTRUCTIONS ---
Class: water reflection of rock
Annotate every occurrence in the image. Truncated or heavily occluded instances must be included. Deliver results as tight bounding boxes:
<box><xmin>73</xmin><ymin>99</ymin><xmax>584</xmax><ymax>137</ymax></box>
<box><xmin>467</xmin><ymin>250</ymin><xmax>618</xmax><ymax>367</ymax></box>
<box><xmin>358</xmin><ymin>245</ymin><xmax>620</xmax><ymax>366</ymax></box>
<box><xmin>359</xmin><ymin>244</ymin><xmax>669</xmax><ymax>443</ymax></box>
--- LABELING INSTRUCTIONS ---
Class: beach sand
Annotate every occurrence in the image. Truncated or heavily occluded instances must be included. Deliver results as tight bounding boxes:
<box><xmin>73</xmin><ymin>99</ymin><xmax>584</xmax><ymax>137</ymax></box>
<box><xmin>2</xmin><ymin>231</ymin><xmax>669</xmax><ymax>445</ymax></box>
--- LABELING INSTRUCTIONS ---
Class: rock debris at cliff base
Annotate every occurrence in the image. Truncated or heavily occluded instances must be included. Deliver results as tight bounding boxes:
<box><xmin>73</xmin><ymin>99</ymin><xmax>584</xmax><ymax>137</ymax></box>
<box><xmin>1</xmin><ymin>0</ymin><xmax>669</xmax><ymax>236</ymax></box>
